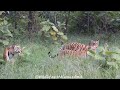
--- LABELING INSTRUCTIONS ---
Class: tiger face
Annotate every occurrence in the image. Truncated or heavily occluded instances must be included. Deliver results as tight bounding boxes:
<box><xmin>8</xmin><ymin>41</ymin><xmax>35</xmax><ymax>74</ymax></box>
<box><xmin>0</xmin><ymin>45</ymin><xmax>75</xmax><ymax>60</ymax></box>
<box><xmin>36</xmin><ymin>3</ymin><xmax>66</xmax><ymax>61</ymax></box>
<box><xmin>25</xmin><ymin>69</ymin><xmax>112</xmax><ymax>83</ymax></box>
<box><xmin>89</xmin><ymin>40</ymin><xmax>99</xmax><ymax>51</ymax></box>
<box><xmin>13</xmin><ymin>45</ymin><xmax>22</xmax><ymax>54</ymax></box>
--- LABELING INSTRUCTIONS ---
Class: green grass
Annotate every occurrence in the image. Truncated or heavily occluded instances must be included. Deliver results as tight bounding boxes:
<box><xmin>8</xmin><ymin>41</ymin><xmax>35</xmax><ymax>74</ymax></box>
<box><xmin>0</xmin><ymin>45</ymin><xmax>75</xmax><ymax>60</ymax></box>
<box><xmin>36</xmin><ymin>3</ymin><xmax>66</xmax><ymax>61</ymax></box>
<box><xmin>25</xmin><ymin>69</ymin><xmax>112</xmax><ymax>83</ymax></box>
<box><xmin>0</xmin><ymin>34</ymin><xmax>120</xmax><ymax>79</ymax></box>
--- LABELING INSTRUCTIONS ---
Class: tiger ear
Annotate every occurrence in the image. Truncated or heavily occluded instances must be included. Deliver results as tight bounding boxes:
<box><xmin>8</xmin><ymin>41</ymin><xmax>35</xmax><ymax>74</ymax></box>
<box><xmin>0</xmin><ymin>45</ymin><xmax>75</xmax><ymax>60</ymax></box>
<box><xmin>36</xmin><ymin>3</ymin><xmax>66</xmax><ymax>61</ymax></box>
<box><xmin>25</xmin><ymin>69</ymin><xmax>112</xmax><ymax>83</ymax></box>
<box><xmin>96</xmin><ymin>40</ymin><xmax>99</xmax><ymax>43</ymax></box>
<box><xmin>97</xmin><ymin>39</ymin><xmax>99</xmax><ymax>41</ymax></box>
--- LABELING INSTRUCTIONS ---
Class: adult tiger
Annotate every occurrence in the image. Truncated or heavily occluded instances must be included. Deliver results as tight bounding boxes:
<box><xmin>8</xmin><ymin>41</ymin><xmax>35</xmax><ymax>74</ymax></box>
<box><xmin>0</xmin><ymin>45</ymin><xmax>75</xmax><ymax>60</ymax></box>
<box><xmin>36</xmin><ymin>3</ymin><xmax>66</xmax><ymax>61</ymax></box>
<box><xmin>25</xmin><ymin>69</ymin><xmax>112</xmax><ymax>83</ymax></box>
<box><xmin>48</xmin><ymin>40</ymin><xmax>99</xmax><ymax>58</ymax></box>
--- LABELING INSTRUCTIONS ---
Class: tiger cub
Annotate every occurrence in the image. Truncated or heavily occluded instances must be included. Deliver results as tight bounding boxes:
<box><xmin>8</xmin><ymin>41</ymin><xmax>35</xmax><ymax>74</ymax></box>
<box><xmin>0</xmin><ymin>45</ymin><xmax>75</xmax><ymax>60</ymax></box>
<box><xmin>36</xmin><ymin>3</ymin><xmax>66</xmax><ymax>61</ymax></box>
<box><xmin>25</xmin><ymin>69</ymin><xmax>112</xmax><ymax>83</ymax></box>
<box><xmin>3</xmin><ymin>45</ymin><xmax>23</xmax><ymax>61</ymax></box>
<box><xmin>48</xmin><ymin>40</ymin><xmax>99</xmax><ymax>58</ymax></box>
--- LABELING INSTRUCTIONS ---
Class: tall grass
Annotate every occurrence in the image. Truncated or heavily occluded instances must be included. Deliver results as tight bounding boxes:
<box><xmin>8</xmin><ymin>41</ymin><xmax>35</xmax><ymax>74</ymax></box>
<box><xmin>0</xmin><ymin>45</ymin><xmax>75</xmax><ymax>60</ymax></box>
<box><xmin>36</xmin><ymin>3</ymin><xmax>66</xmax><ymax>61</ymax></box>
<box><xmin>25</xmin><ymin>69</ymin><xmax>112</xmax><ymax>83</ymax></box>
<box><xmin>0</xmin><ymin>33</ymin><xmax>120</xmax><ymax>79</ymax></box>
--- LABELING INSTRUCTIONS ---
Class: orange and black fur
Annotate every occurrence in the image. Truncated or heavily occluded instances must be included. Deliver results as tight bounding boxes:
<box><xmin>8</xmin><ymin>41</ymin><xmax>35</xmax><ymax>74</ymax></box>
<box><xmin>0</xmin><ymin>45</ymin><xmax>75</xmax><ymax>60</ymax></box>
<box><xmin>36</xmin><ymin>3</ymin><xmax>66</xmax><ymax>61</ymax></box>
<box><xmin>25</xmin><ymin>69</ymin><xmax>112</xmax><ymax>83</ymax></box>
<box><xmin>48</xmin><ymin>40</ymin><xmax>99</xmax><ymax>58</ymax></box>
<box><xmin>3</xmin><ymin>45</ymin><xmax>23</xmax><ymax>61</ymax></box>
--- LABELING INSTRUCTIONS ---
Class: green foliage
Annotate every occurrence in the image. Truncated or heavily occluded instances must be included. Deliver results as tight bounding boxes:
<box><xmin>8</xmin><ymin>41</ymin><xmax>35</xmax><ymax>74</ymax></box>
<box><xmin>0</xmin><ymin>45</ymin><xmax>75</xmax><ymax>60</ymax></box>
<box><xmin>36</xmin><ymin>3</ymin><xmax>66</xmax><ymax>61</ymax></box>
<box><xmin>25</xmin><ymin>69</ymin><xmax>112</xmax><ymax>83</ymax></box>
<box><xmin>0</xmin><ymin>17</ymin><xmax>13</xmax><ymax>46</ymax></box>
<box><xmin>40</xmin><ymin>20</ymin><xmax>68</xmax><ymax>44</ymax></box>
<box><xmin>0</xmin><ymin>39</ymin><xmax>9</xmax><ymax>46</ymax></box>
<box><xmin>88</xmin><ymin>46</ymin><xmax>120</xmax><ymax>69</ymax></box>
<box><xmin>67</xmin><ymin>11</ymin><xmax>120</xmax><ymax>35</ymax></box>
<box><xmin>7</xmin><ymin>11</ymin><xmax>28</xmax><ymax>38</ymax></box>
<box><xmin>56</xmin><ymin>21</ymin><xmax>66</xmax><ymax>32</ymax></box>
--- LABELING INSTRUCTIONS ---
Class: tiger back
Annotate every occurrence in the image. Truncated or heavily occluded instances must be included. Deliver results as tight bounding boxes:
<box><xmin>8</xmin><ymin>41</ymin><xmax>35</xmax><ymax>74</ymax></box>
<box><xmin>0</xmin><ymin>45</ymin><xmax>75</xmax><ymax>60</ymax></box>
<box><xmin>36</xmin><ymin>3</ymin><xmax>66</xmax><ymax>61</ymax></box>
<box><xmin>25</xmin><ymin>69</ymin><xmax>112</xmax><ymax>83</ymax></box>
<box><xmin>60</xmin><ymin>42</ymin><xmax>80</xmax><ymax>51</ymax></box>
<box><xmin>58</xmin><ymin>44</ymin><xmax>89</xmax><ymax>58</ymax></box>
<box><xmin>61</xmin><ymin>40</ymin><xmax>99</xmax><ymax>52</ymax></box>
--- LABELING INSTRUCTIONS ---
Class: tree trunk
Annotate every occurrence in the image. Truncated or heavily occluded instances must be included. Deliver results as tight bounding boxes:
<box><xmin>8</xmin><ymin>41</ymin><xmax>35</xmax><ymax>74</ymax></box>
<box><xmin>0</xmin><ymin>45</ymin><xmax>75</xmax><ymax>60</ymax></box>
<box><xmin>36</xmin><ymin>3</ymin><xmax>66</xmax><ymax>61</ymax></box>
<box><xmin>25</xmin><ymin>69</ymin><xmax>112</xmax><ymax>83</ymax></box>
<box><xmin>64</xmin><ymin>11</ymin><xmax>70</xmax><ymax>35</ymax></box>
<box><xmin>28</xmin><ymin>11</ymin><xmax>35</xmax><ymax>39</ymax></box>
<box><xmin>28</xmin><ymin>11</ymin><xmax>33</xmax><ymax>33</ymax></box>
<box><xmin>14</xmin><ymin>11</ymin><xmax>17</xmax><ymax>29</ymax></box>
<box><xmin>28</xmin><ymin>11</ymin><xmax>39</xmax><ymax>41</ymax></box>
<box><xmin>54</xmin><ymin>11</ymin><xmax>57</xmax><ymax>26</ymax></box>
<box><xmin>87</xmin><ymin>12</ymin><xmax>90</xmax><ymax>33</ymax></box>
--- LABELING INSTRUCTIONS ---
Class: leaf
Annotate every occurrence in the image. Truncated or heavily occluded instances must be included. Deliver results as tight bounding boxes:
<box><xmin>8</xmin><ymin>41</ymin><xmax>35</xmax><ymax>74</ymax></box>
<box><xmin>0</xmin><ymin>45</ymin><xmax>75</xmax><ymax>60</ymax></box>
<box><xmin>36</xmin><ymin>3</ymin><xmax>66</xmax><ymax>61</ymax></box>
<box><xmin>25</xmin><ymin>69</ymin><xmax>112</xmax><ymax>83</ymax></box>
<box><xmin>99</xmin><ymin>50</ymin><xmax>107</xmax><ymax>57</ymax></box>
<box><xmin>87</xmin><ymin>51</ymin><xmax>95</xmax><ymax>57</ymax></box>
<box><xmin>0</xmin><ymin>39</ymin><xmax>3</xmax><ymax>42</ymax></box>
<box><xmin>44</xmin><ymin>33</ymin><xmax>51</xmax><ymax>37</ymax></box>
<box><xmin>54</xmin><ymin>41</ymin><xmax>59</xmax><ymax>45</ymax></box>
<box><xmin>4</xmin><ymin>30</ymin><xmax>13</xmax><ymax>37</ymax></box>
<box><xmin>48</xmin><ymin>22</ymin><xmax>54</xmax><ymax>26</ymax></box>
<box><xmin>95</xmin><ymin>54</ymin><xmax>105</xmax><ymax>60</ymax></box>
<box><xmin>49</xmin><ymin>30</ymin><xmax>57</xmax><ymax>36</ymax></box>
<box><xmin>99</xmin><ymin>51</ymin><xmax>104</xmax><ymax>55</ymax></box>
<box><xmin>40</xmin><ymin>20</ymin><xmax>54</xmax><ymax>26</ymax></box>
<box><xmin>57</xmin><ymin>31</ymin><xmax>64</xmax><ymax>36</ymax></box>
<box><xmin>51</xmin><ymin>26</ymin><xmax>59</xmax><ymax>32</ymax></box>
<box><xmin>107</xmin><ymin>62</ymin><xmax>116</xmax><ymax>66</ymax></box>
<box><xmin>3</xmin><ymin>40</ymin><xmax>9</xmax><ymax>45</ymax></box>
<box><xmin>112</xmin><ymin>54</ymin><xmax>120</xmax><ymax>61</ymax></box>
<box><xmin>51</xmin><ymin>35</ymin><xmax>58</xmax><ymax>41</ymax></box>
<box><xmin>107</xmin><ymin>61</ymin><xmax>118</xmax><ymax>69</ymax></box>
<box><xmin>41</xmin><ymin>25</ymin><xmax>51</xmax><ymax>32</ymax></box>
<box><xmin>3</xmin><ymin>20</ymin><xmax>8</xmax><ymax>25</ymax></box>
<box><xmin>61</xmin><ymin>35</ymin><xmax>68</xmax><ymax>41</ymax></box>
<box><xmin>88</xmin><ymin>50</ymin><xmax>96</xmax><ymax>55</ymax></box>
<box><xmin>0</xmin><ymin>39</ymin><xmax>9</xmax><ymax>45</ymax></box>
<box><xmin>4</xmin><ymin>33</ymin><xmax>13</xmax><ymax>37</ymax></box>
<box><xmin>105</xmin><ymin>51</ymin><xmax>120</xmax><ymax>55</ymax></box>
<box><xmin>40</xmin><ymin>21</ymin><xmax>48</xmax><ymax>25</ymax></box>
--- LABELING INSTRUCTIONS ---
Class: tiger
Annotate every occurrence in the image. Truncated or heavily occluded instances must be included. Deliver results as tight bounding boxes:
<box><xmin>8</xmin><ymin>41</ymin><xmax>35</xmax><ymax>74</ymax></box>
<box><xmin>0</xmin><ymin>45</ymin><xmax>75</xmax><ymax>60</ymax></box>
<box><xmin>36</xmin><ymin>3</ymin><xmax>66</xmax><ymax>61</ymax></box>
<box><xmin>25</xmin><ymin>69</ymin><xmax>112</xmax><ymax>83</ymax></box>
<box><xmin>48</xmin><ymin>40</ymin><xmax>99</xmax><ymax>59</ymax></box>
<box><xmin>60</xmin><ymin>40</ymin><xmax>99</xmax><ymax>52</ymax></box>
<box><xmin>3</xmin><ymin>45</ymin><xmax>24</xmax><ymax>61</ymax></box>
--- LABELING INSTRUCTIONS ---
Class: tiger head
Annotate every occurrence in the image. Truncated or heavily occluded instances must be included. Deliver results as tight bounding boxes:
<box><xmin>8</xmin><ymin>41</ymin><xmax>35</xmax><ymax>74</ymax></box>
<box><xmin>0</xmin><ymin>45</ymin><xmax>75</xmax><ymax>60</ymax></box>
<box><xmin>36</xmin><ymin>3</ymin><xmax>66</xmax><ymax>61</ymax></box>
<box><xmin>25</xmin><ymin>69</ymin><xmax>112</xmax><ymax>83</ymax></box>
<box><xmin>89</xmin><ymin>40</ymin><xmax>99</xmax><ymax>51</ymax></box>
<box><xmin>11</xmin><ymin>45</ymin><xmax>25</xmax><ymax>55</ymax></box>
<box><xmin>13</xmin><ymin>45</ymin><xmax>22</xmax><ymax>54</ymax></box>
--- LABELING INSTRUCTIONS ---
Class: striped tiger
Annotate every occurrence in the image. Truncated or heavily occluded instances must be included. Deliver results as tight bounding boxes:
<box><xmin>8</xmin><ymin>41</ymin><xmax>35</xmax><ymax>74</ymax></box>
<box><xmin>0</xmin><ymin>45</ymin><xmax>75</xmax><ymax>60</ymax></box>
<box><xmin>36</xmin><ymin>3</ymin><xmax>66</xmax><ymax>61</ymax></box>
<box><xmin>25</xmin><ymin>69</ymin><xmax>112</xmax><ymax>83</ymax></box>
<box><xmin>48</xmin><ymin>40</ymin><xmax>99</xmax><ymax>58</ymax></box>
<box><xmin>60</xmin><ymin>40</ymin><xmax>99</xmax><ymax>51</ymax></box>
<box><xmin>3</xmin><ymin>45</ymin><xmax>24</xmax><ymax>61</ymax></box>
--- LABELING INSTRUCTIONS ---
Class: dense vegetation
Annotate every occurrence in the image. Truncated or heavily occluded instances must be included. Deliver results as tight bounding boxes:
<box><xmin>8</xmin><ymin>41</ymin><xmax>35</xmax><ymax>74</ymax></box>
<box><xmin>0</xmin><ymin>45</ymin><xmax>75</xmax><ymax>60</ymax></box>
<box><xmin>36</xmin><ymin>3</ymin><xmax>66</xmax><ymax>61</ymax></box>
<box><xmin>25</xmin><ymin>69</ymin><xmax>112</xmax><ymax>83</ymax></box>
<box><xmin>0</xmin><ymin>11</ymin><xmax>120</xmax><ymax>79</ymax></box>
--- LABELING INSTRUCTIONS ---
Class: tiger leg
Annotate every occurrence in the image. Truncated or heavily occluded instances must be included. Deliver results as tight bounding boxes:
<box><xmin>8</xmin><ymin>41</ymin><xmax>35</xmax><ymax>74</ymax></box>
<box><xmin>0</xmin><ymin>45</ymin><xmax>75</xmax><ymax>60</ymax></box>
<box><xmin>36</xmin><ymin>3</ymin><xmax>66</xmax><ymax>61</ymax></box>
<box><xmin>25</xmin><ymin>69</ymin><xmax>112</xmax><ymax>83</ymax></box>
<box><xmin>3</xmin><ymin>48</ymin><xmax>9</xmax><ymax>61</ymax></box>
